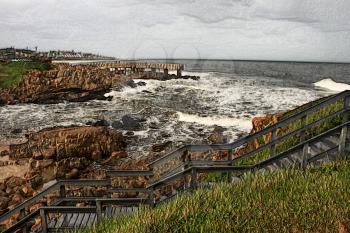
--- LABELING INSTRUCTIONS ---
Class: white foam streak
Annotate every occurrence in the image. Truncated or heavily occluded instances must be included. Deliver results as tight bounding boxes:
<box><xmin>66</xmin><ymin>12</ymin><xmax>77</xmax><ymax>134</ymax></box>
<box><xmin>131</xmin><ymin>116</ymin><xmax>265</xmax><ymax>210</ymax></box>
<box><xmin>314</xmin><ymin>78</ymin><xmax>350</xmax><ymax>92</ymax></box>
<box><xmin>177</xmin><ymin>112</ymin><xmax>252</xmax><ymax>132</ymax></box>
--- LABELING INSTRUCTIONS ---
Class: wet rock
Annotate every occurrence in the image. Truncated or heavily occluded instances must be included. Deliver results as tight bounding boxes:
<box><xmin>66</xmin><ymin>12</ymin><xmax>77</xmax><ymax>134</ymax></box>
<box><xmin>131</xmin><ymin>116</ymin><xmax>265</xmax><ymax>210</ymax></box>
<box><xmin>181</xmin><ymin>75</ymin><xmax>200</xmax><ymax>80</ymax></box>
<box><xmin>125</xmin><ymin>131</ymin><xmax>135</xmax><ymax>136</ymax></box>
<box><xmin>149</xmin><ymin>122</ymin><xmax>159</xmax><ymax>129</ymax></box>
<box><xmin>126</xmin><ymin>80</ymin><xmax>137</xmax><ymax>88</ymax></box>
<box><xmin>152</xmin><ymin>141</ymin><xmax>172</xmax><ymax>152</ymax></box>
<box><xmin>89</xmin><ymin>120</ymin><xmax>109</xmax><ymax>127</ymax></box>
<box><xmin>121</xmin><ymin>115</ymin><xmax>144</xmax><ymax>130</ymax></box>
<box><xmin>113</xmin><ymin>115</ymin><xmax>145</xmax><ymax>131</ymax></box>
<box><xmin>136</xmin><ymin>81</ymin><xmax>146</xmax><ymax>86</ymax></box>
<box><xmin>111</xmin><ymin>120</ymin><xmax>123</xmax><ymax>129</ymax></box>
<box><xmin>160</xmin><ymin>132</ymin><xmax>171</xmax><ymax>138</ymax></box>
<box><xmin>10</xmin><ymin>129</ymin><xmax>22</xmax><ymax>134</ymax></box>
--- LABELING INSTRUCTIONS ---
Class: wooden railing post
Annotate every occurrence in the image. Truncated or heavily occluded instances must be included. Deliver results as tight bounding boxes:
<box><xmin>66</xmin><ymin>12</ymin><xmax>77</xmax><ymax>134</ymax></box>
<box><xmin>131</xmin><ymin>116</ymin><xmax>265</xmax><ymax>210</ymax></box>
<box><xmin>19</xmin><ymin>208</ymin><xmax>27</xmax><ymax>233</ymax></box>
<box><xmin>339</xmin><ymin>96</ymin><xmax>350</xmax><ymax>159</ymax></box>
<box><xmin>300</xmin><ymin>115</ymin><xmax>308</xmax><ymax>169</ymax></box>
<box><xmin>40</xmin><ymin>208</ymin><xmax>48</xmax><ymax>233</ymax></box>
<box><xmin>190</xmin><ymin>168</ymin><xmax>197</xmax><ymax>191</ymax></box>
<box><xmin>300</xmin><ymin>115</ymin><xmax>307</xmax><ymax>142</ymax></box>
<box><xmin>270</xmin><ymin>129</ymin><xmax>277</xmax><ymax>157</ymax></box>
<box><xmin>59</xmin><ymin>184</ymin><xmax>66</xmax><ymax>198</ymax></box>
<box><xmin>148</xmin><ymin>187</ymin><xmax>155</xmax><ymax>208</ymax></box>
<box><xmin>227</xmin><ymin>148</ymin><xmax>233</xmax><ymax>182</ymax></box>
<box><xmin>182</xmin><ymin>150</ymin><xmax>190</xmax><ymax>169</ymax></box>
<box><xmin>182</xmin><ymin>150</ymin><xmax>190</xmax><ymax>190</ymax></box>
<box><xmin>96</xmin><ymin>200</ymin><xmax>102</xmax><ymax>223</ymax></box>
<box><xmin>302</xmin><ymin>142</ymin><xmax>309</xmax><ymax>171</ymax></box>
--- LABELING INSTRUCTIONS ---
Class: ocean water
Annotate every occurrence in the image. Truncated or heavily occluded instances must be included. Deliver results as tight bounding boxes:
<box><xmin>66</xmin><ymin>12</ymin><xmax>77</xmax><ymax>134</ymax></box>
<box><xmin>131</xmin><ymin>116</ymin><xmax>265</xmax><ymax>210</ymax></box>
<box><xmin>0</xmin><ymin>60</ymin><xmax>346</xmax><ymax>158</ymax></box>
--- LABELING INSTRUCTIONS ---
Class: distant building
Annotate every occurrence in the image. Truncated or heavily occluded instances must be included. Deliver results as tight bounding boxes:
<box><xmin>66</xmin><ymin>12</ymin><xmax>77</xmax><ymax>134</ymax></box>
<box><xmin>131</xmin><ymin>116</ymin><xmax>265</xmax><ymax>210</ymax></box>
<box><xmin>0</xmin><ymin>47</ymin><xmax>115</xmax><ymax>62</ymax></box>
<box><xmin>0</xmin><ymin>47</ymin><xmax>16</xmax><ymax>61</ymax></box>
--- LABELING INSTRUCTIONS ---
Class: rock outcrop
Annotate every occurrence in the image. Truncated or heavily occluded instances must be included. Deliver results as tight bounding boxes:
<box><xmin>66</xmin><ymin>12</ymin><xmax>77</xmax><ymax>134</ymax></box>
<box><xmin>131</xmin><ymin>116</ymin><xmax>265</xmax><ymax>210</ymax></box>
<box><xmin>0</xmin><ymin>63</ymin><xmax>200</xmax><ymax>105</ymax></box>
<box><xmin>0</xmin><ymin>64</ymin><xmax>127</xmax><ymax>104</ymax></box>
<box><xmin>0</xmin><ymin>125</ymin><xmax>127</xmax><ymax>222</ymax></box>
<box><xmin>234</xmin><ymin>112</ymin><xmax>284</xmax><ymax>158</ymax></box>
<box><xmin>9</xmin><ymin>126</ymin><xmax>126</xmax><ymax>160</ymax></box>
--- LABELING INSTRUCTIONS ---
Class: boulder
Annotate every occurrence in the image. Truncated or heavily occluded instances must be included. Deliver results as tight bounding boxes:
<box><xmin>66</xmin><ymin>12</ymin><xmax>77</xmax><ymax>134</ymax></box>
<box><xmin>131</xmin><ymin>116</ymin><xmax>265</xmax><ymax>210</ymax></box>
<box><xmin>121</xmin><ymin>115</ymin><xmax>144</xmax><ymax>131</ymax></box>
<box><xmin>112</xmin><ymin>115</ymin><xmax>145</xmax><ymax>131</ymax></box>
<box><xmin>207</xmin><ymin>125</ymin><xmax>228</xmax><ymax>144</ymax></box>
<box><xmin>8</xmin><ymin>126</ymin><xmax>126</xmax><ymax>160</ymax></box>
<box><xmin>126</xmin><ymin>80</ymin><xmax>137</xmax><ymax>88</ymax></box>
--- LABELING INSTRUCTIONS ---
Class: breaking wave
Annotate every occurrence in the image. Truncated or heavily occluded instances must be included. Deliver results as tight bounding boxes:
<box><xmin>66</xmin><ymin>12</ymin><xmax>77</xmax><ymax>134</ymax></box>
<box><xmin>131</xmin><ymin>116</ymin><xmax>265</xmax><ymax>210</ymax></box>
<box><xmin>314</xmin><ymin>78</ymin><xmax>350</xmax><ymax>92</ymax></box>
<box><xmin>176</xmin><ymin>112</ymin><xmax>252</xmax><ymax>132</ymax></box>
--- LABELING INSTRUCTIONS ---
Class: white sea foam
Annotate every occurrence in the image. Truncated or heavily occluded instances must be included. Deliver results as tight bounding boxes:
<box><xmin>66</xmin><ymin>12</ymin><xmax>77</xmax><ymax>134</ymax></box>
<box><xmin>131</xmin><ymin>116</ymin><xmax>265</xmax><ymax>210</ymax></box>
<box><xmin>176</xmin><ymin>112</ymin><xmax>252</xmax><ymax>132</ymax></box>
<box><xmin>314</xmin><ymin>78</ymin><xmax>350</xmax><ymax>92</ymax></box>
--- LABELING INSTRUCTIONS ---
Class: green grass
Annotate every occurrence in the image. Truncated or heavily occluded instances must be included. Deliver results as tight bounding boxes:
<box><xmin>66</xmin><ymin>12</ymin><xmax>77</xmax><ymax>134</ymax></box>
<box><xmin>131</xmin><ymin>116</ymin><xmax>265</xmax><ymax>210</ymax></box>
<box><xmin>79</xmin><ymin>161</ymin><xmax>350</xmax><ymax>233</ymax></box>
<box><xmin>0</xmin><ymin>61</ymin><xmax>52</xmax><ymax>88</ymax></box>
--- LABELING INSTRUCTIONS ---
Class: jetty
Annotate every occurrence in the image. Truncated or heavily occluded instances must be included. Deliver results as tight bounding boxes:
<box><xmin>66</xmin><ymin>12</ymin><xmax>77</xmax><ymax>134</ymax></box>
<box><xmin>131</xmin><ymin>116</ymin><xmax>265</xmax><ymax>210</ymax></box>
<box><xmin>55</xmin><ymin>60</ymin><xmax>185</xmax><ymax>78</ymax></box>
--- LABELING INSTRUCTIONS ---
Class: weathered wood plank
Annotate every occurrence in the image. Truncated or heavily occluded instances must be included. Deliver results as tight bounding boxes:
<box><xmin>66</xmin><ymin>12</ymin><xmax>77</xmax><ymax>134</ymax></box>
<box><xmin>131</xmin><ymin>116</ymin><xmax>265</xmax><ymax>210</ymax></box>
<box><xmin>67</xmin><ymin>213</ymin><xmax>79</xmax><ymax>228</ymax></box>
<box><xmin>74</xmin><ymin>213</ymin><xmax>85</xmax><ymax>228</ymax></box>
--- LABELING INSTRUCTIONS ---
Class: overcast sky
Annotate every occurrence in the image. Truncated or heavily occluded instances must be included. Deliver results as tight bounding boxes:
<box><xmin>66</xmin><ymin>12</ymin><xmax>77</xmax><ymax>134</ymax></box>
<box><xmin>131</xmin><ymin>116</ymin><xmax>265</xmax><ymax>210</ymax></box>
<box><xmin>0</xmin><ymin>0</ymin><xmax>350</xmax><ymax>62</ymax></box>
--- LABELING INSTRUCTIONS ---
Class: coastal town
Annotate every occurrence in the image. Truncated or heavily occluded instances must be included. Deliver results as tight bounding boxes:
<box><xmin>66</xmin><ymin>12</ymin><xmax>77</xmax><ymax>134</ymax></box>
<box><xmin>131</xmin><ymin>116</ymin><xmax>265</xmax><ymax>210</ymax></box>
<box><xmin>0</xmin><ymin>47</ymin><xmax>115</xmax><ymax>62</ymax></box>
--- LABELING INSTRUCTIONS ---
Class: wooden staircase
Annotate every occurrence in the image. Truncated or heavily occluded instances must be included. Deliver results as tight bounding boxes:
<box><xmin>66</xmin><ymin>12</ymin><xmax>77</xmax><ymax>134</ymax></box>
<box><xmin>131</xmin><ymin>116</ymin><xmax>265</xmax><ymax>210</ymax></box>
<box><xmin>2</xmin><ymin>90</ymin><xmax>350</xmax><ymax>233</ymax></box>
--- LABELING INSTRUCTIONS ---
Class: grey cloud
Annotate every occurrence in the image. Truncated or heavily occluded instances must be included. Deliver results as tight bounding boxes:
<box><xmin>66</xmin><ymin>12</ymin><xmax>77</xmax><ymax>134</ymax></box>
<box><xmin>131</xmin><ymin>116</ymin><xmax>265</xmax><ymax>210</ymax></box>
<box><xmin>0</xmin><ymin>0</ymin><xmax>349</xmax><ymax>61</ymax></box>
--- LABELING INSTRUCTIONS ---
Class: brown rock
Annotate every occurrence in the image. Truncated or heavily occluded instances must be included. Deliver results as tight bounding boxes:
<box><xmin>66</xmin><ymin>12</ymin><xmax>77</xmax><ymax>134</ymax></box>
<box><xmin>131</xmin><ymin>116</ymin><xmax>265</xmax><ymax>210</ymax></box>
<box><xmin>41</xmin><ymin>164</ymin><xmax>56</xmax><ymax>182</ymax></box>
<box><xmin>101</xmin><ymin>151</ymin><xmax>128</xmax><ymax>166</ymax></box>
<box><xmin>29</xmin><ymin>175</ymin><xmax>43</xmax><ymax>189</ymax></box>
<box><xmin>0</xmin><ymin>196</ymin><xmax>9</xmax><ymax>209</ymax></box>
<box><xmin>5</xmin><ymin>176</ymin><xmax>25</xmax><ymax>189</ymax></box>
<box><xmin>65</xmin><ymin>168</ymin><xmax>79</xmax><ymax>179</ymax></box>
<box><xmin>10</xmin><ymin>193</ymin><xmax>24</xmax><ymax>206</ymax></box>
<box><xmin>8</xmin><ymin>126</ymin><xmax>126</xmax><ymax>160</ymax></box>
<box><xmin>339</xmin><ymin>222</ymin><xmax>349</xmax><ymax>233</ymax></box>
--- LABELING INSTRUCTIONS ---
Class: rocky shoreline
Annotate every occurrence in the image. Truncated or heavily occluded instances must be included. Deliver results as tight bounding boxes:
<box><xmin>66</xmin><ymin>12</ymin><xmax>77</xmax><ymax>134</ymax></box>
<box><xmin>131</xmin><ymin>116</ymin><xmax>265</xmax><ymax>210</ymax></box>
<box><xmin>0</xmin><ymin>63</ymin><xmax>199</xmax><ymax>105</ymax></box>
<box><xmin>0</xmin><ymin>62</ymin><xmax>285</xmax><ymax>230</ymax></box>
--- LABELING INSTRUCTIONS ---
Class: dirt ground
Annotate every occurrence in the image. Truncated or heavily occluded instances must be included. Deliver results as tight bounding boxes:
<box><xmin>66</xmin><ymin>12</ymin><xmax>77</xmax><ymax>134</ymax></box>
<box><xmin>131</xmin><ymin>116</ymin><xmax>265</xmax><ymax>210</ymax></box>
<box><xmin>0</xmin><ymin>145</ymin><xmax>28</xmax><ymax>181</ymax></box>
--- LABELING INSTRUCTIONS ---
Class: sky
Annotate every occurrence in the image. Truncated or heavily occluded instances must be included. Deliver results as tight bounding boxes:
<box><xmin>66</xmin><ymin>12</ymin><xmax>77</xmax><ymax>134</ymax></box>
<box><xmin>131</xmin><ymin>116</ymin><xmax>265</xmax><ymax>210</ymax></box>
<box><xmin>0</xmin><ymin>0</ymin><xmax>350</xmax><ymax>62</ymax></box>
